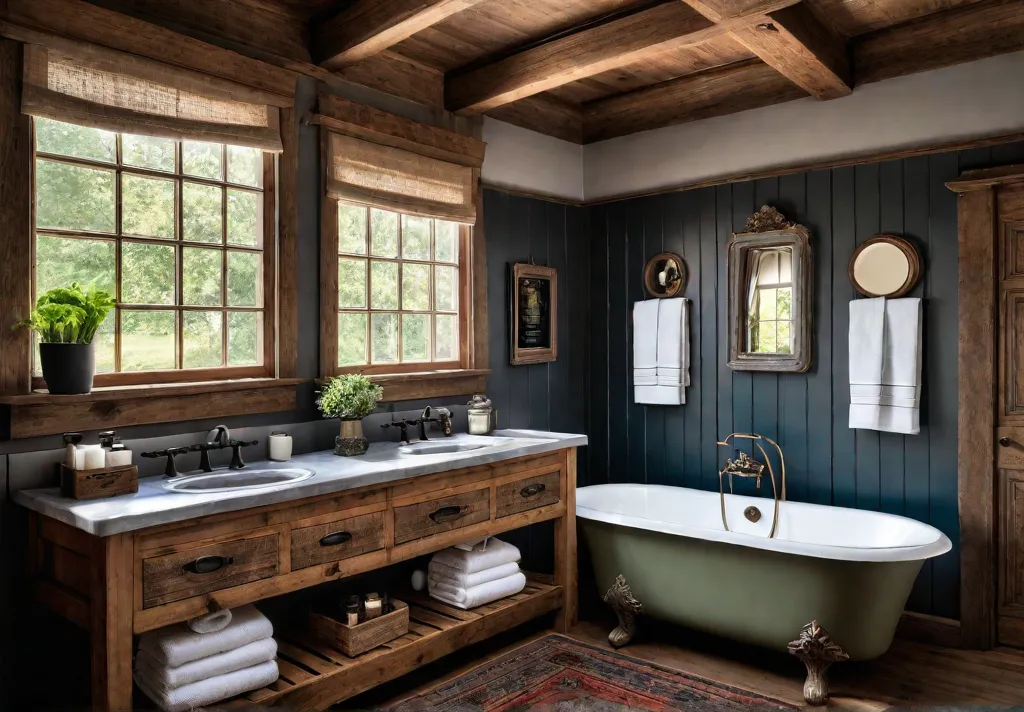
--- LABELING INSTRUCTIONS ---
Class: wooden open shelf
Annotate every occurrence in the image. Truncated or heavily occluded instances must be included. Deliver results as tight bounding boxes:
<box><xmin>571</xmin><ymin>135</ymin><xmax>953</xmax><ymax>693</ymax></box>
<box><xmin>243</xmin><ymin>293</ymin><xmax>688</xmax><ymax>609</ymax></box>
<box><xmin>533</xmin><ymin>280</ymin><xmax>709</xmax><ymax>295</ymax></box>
<box><xmin>215</xmin><ymin>574</ymin><xmax>562</xmax><ymax>711</ymax></box>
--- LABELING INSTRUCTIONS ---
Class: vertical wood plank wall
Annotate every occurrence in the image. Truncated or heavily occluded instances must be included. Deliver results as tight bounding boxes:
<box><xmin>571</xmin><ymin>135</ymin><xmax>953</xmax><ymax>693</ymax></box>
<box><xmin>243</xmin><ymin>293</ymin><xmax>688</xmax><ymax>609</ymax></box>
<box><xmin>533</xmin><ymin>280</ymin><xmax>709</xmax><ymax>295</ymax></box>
<box><xmin>482</xmin><ymin>190</ymin><xmax>590</xmax><ymax>574</ymax></box>
<box><xmin>585</xmin><ymin>141</ymin><xmax>1024</xmax><ymax>620</ymax></box>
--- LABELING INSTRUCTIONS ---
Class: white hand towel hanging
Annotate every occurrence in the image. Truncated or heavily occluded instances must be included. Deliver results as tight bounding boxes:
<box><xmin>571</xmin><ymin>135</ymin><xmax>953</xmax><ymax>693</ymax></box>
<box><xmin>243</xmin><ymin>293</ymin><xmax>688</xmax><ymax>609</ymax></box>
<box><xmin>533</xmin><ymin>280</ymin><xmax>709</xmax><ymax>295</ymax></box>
<box><xmin>633</xmin><ymin>297</ymin><xmax>688</xmax><ymax>405</ymax></box>
<box><xmin>849</xmin><ymin>297</ymin><xmax>922</xmax><ymax>435</ymax></box>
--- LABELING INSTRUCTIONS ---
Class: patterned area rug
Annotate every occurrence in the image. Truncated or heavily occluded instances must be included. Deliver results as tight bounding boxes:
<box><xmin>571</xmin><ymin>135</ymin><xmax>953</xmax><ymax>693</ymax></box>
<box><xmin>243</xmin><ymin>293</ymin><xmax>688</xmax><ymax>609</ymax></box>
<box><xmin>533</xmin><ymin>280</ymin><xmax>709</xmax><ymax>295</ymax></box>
<box><xmin>386</xmin><ymin>634</ymin><xmax>797</xmax><ymax>711</ymax></box>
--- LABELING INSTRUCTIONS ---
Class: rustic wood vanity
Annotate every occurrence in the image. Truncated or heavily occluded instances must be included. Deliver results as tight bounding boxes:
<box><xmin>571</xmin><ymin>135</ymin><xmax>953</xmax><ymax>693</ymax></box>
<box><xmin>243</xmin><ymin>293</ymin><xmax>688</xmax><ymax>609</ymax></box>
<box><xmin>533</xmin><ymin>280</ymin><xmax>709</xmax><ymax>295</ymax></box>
<box><xmin>16</xmin><ymin>432</ymin><xmax>583</xmax><ymax>711</ymax></box>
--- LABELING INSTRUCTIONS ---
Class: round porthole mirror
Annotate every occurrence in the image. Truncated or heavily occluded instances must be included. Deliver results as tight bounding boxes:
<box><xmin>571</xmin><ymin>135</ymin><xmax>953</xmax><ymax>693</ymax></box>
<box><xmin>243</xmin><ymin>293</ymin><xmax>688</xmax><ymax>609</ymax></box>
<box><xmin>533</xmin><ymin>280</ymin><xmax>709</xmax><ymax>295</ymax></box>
<box><xmin>849</xmin><ymin>235</ymin><xmax>920</xmax><ymax>298</ymax></box>
<box><xmin>643</xmin><ymin>252</ymin><xmax>687</xmax><ymax>298</ymax></box>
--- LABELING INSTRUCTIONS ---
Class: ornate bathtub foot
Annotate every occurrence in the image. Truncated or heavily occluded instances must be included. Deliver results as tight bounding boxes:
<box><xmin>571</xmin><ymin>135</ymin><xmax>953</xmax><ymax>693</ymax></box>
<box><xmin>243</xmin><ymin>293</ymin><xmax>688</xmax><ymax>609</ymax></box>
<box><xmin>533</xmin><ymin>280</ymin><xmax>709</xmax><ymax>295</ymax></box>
<box><xmin>603</xmin><ymin>574</ymin><xmax>643</xmax><ymax>648</ymax></box>
<box><xmin>787</xmin><ymin>620</ymin><xmax>849</xmax><ymax>706</ymax></box>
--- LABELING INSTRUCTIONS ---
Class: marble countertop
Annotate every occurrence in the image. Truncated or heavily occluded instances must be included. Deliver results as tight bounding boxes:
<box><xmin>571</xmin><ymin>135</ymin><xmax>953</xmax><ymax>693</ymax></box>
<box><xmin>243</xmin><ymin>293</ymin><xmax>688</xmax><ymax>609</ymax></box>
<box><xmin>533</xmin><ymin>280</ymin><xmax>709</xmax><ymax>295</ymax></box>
<box><xmin>14</xmin><ymin>430</ymin><xmax>587</xmax><ymax>536</ymax></box>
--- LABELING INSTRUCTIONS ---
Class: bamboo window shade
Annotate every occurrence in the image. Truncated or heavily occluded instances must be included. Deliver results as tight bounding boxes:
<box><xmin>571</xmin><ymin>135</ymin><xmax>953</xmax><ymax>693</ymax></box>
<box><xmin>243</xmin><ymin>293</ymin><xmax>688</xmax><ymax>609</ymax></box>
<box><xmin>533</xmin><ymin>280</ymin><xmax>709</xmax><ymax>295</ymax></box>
<box><xmin>326</xmin><ymin>131</ymin><xmax>476</xmax><ymax>225</ymax></box>
<box><xmin>21</xmin><ymin>44</ymin><xmax>285</xmax><ymax>152</ymax></box>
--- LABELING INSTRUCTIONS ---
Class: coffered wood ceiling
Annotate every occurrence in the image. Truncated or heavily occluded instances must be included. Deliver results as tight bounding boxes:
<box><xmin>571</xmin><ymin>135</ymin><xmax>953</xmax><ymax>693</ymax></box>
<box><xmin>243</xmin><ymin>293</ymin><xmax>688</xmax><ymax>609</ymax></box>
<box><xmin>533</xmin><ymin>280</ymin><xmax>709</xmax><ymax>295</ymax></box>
<box><xmin>55</xmin><ymin>0</ymin><xmax>1024</xmax><ymax>143</ymax></box>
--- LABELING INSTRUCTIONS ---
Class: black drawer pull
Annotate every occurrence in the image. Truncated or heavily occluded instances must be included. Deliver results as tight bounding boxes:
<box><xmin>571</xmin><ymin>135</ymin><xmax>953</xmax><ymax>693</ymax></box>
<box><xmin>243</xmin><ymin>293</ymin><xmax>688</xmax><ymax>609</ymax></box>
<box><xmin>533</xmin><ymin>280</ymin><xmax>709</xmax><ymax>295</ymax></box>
<box><xmin>1001</xmin><ymin>437</ymin><xmax>1021</xmax><ymax>449</ymax></box>
<box><xmin>183</xmin><ymin>555</ymin><xmax>233</xmax><ymax>575</ymax></box>
<box><xmin>429</xmin><ymin>505</ymin><xmax>466</xmax><ymax>524</ymax></box>
<box><xmin>319</xmin><ymin>531</ymin><xmax>352</xmax><ymax>547</ymax></box>
<box><xmin>520</xmin><ymin>483</ymin><xmax>546</xmax><ymax>498</ymax></box>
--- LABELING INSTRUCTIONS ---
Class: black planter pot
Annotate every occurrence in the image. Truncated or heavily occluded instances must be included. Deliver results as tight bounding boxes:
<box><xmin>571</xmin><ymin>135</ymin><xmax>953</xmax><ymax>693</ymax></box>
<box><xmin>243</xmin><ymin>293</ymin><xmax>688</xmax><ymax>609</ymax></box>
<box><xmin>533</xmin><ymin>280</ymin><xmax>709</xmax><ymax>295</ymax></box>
<box><xmin>39</xmin><ymin>342</ymin><xmax>95</xmax><ymax>395</ymax></box>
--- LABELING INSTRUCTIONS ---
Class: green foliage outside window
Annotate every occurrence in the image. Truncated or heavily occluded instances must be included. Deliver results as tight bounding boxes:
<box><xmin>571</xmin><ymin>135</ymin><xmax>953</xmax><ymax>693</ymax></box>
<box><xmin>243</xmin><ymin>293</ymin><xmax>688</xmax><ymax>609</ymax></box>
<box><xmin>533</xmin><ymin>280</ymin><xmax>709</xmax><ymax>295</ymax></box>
<box><xmin>32</xmin><ymin>118</ymin><xmax>266</xmax><ymax>375</ymax></box>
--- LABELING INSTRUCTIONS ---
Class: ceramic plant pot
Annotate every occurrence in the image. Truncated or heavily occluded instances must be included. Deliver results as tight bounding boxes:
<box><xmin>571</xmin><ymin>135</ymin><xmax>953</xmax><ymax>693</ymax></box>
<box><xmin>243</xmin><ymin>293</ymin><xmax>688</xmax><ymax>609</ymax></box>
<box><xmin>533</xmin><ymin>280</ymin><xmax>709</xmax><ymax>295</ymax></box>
<box><xmin>39</xmin><ymin>342</ymin><xmax>95</xmax><ymax>395</ymax></box>
<box><xmin>335</xmin><ymin>418</ymin><xmax>368</xmax><ymax>456</ymax></box>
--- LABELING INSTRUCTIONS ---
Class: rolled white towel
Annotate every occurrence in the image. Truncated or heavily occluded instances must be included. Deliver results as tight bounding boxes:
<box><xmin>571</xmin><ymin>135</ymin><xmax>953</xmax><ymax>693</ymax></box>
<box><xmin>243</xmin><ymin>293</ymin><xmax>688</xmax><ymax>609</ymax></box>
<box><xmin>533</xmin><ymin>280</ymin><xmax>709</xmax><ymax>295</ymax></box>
<box><xmin>135</xmin><ymin>637</ymin><xmax>277</xmax><ymax>692</ymax></box>
<box><xmin>428</xmin><ymin>571</ymin><xmax>526</xmax><ymax>609</ymax></box>
<box><xmin>138</xmin><ymin>605</ymin><xmax>273</xmax><ymax>668</ymax></box>
<box><xmin>428</xmin><ymin>560</ymin><xmax>520</xmax><ymax>588</ymax></box>
<box><xmin>187</xmin><ymin>609</ymin><xmax>232</xmax><ymax>635</ymax></box>
<box><xmin>134</xmin><ymin>660</ymin><xmax>279</xmax><ymax>712</ymax></box>
<box><xmin>430</xmin><ymin>538</ymin><xmax>520</xmax><ymax>574</ymax></box>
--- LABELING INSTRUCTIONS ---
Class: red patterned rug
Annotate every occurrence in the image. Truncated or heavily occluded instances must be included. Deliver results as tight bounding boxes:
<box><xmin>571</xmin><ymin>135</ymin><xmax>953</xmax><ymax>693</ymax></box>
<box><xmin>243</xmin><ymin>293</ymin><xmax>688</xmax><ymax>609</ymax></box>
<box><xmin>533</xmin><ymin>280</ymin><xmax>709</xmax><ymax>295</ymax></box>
<box><xmin>386</xmin><ymin>635</ymin><xmax>797</xmax><ymax>711</ymax></box>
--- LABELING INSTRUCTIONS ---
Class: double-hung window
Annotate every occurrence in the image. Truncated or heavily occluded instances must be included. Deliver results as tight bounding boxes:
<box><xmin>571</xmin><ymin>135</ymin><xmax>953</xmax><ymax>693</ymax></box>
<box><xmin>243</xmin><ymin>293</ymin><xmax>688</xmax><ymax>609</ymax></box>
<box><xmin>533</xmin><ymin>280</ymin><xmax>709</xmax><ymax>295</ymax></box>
<box><xmin>319</xmin><ymin>113</ymin><xmax>485</xmax><ymax>391</ymax></box>
<box><xmin>32</xmin><ymin>118</ymin><xmax>273</xmax><ymax>386</ymax></box>
<box><xmin>20</xmin><ymin>42</ymin><xmax>285</xmax><ymax>389</ymax></box>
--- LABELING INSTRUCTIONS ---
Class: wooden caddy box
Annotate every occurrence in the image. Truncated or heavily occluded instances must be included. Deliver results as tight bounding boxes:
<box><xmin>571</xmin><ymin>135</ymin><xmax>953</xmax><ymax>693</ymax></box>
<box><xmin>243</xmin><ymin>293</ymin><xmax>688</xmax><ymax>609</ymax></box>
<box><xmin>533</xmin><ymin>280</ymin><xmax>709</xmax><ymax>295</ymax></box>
<box><xmin>308</xmin><ymin>599</ymin><xmax>410</xmax><ymax>658</ymax></box>
<box><xmin>60</xmin><ymin>463</ymin><xmax>139</xmax><ymax>500</ymax></box>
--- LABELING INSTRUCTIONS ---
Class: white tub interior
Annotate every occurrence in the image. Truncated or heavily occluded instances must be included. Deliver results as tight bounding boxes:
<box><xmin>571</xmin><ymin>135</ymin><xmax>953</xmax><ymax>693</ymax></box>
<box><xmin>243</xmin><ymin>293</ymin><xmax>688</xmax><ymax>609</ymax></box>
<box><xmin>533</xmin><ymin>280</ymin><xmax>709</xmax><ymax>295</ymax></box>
<box><xmin>576</xmin><ymin>484</ymin><xmax>952</xmax><ymax>563</ymax></box>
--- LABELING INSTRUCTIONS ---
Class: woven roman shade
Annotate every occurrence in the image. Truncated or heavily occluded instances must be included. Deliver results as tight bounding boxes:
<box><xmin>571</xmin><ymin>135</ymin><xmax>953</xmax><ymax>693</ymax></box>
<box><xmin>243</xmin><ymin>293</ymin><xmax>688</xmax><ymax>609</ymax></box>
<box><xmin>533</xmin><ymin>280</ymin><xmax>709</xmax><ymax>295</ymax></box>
<box><xmin>326</xmin><ymin>131</ymin><xmax>476</xmax><ymax>224</ymax></box>
<box><xmin>22</xmin><ymin>43</ymin><xmax>285</xmax><ymax>152</ymax></box>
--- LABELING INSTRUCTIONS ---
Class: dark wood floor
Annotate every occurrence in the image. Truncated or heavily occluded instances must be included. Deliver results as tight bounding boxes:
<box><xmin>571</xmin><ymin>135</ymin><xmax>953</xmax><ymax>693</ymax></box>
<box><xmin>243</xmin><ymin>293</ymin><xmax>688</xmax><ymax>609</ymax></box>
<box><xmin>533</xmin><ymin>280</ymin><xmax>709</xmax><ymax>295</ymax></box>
<box><xmin>362</xmin><ymin>618</ymin><xmax>1024</xmax><ymax>710</ymax></box>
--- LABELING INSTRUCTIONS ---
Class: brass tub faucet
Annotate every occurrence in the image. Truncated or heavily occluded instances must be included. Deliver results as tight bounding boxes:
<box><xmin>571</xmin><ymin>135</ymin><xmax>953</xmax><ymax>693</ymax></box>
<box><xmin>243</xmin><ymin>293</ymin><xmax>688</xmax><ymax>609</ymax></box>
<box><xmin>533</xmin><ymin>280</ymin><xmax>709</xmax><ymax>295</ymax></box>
<box><xmin>716</xmin><ymin>433</ymin><xmax>787</xmax><ymax>538</ymax></box>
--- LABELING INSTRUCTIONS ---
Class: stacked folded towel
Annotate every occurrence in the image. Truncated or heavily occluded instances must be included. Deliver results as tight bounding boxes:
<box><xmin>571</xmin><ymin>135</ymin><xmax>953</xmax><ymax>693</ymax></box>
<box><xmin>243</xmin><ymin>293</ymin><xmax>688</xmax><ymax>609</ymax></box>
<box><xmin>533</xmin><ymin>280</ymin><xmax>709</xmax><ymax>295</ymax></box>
<box><xmin>633</xmin><ymin>297</ymin><xmax>689</xmax><ymax>406</ymax></box>
<box><xmin>428</xmin><ymin>538</ymin><xmax>526</xmax><ymax>610</ymax></box>
<box><xmin>135</xmin><ymin>605</ymin><xmax>279</xmax><ymax>712</ymax></box>
<box><xmin>848</xmin><ymin>297</ymin><xmax>922</xmax><ymax>435</ymax></box>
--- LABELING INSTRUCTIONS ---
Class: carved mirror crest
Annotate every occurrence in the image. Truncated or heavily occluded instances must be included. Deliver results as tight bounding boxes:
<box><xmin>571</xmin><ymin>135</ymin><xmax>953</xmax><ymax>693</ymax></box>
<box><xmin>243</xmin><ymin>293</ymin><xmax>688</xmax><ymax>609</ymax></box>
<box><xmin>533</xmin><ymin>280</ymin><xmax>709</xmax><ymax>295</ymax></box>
<box><xmin>727</xmin><ymin>206</ymin><xmax>812</xmax><ymax>373</ymax></box>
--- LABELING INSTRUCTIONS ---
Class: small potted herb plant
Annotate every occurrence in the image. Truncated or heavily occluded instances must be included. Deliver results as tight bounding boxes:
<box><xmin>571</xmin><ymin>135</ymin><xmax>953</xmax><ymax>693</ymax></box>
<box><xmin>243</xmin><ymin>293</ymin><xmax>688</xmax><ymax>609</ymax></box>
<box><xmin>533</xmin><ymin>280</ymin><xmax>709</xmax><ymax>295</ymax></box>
<box><xmin>317</xmin><ymin>374</ymin><xmax>384</xmax><ymax>456</ymax></box>
<box><xmin>14</xmin><ymin>283</ymin><xmax>115</xmax><ymax>395</ymax></box>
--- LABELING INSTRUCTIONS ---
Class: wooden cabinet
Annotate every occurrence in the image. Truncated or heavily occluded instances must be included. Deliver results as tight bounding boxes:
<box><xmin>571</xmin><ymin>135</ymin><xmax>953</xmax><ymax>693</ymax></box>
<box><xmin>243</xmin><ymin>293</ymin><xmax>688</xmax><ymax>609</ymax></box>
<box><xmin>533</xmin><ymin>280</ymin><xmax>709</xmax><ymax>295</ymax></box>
<box><xmin>25</xmin><ymin>447</ymin><xmax>579</xmax><ymax>712</ymax></box>
<box><xmin>393</xmin><ymin>487</ymin><xmax>491</xmax><ymax>544</ymax></box>
<box><xmin>141</xmin><ymin>533</ymin><xmax>279</xmax><ymax>608</ymax></box>
<box><xmin>290</xmin><ymin>511</ymin><xmax>386</xmax><ymax>571</ymax></box>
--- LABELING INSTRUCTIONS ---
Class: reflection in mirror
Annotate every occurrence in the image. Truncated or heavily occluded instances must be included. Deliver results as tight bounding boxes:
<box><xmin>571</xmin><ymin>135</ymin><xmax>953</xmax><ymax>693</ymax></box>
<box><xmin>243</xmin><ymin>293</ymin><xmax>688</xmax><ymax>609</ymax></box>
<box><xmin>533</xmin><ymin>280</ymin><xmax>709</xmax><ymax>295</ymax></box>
<box><xmin>746</xmin><ymin>248</ymin><xmax>793</xmax><ymax>354</ymax></box>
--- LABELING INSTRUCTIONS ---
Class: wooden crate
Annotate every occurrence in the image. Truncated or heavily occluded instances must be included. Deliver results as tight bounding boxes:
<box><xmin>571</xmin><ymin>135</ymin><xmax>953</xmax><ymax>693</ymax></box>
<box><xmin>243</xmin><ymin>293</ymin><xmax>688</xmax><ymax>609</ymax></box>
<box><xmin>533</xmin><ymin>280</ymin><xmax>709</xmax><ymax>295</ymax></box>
<box><xmin>60</xmin><ymin>463</ymin><xmax>138</xmax><ymax>500</ymax></box>
<box><xmin>308</xmin><ymin>599</ymin><xmax>409</xmax><ymax>657</ymax></box>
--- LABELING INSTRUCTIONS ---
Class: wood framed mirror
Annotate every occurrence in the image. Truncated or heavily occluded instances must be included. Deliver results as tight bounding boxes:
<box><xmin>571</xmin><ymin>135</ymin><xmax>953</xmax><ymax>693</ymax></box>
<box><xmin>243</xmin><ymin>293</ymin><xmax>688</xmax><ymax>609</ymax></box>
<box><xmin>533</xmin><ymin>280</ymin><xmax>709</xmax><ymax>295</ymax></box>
<box><xmin>727</xmin><ymin>207</ymin><xmax>812</xmax><ymax>373</ymax></box>
<box><xmin>849</xmin><ymin>234</ymin><xmax>921</xmax><ymax>298</ymax></box>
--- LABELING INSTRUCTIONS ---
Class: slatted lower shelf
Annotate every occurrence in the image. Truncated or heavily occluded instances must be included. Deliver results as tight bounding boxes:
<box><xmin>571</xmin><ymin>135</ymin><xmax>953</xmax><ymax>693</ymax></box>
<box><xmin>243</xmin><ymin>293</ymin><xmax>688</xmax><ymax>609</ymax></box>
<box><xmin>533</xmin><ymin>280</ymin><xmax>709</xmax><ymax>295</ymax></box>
<box><xmin>217</xmin><ymin>574</ymin><xmax>562</xmax><ymax>712</ymax></box>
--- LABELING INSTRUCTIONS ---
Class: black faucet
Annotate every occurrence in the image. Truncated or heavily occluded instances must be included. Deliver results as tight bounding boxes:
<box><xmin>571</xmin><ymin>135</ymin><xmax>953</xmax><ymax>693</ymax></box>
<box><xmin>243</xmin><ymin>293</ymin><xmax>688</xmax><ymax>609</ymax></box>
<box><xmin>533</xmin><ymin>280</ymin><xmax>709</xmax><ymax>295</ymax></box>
<box><xmin>381</xmin><ymin>419</ymin><xmax>418</xmax><ymax>444</ymax></box>
<box><xmin>227</xmin><ymin>439</ymin><xmax>259</xmax><ymax>470</ymax></box>
<box><xmin>417</xmin><ymin>406</ymin><xmax>453</xmax><ymax>440</ymax></box>
<box><xmin>141</xmin><ymin>447</ymin><xmax>192</xmax><ymax>477</ymax></box>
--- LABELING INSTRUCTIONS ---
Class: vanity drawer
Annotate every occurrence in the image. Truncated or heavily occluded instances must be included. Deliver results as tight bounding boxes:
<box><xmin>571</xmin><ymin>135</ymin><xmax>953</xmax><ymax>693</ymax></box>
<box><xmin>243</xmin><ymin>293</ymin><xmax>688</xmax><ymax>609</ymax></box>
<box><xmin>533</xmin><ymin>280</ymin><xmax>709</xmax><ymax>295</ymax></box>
<box><xmin>393</xmin><ymin>488</ymin><xmax>490</xmax><ymax>545</ymax></box>
<box><xmin>141</xmin><ymin>533</ymin><xmax>279</xmax><ymax>609</ymax></box>
<box><xmin>290</xmin><ymin>511</ymin><xmax>386</xmax><ymax>570</ymax></box>
<box><xmin>496</xmin><ymin>470</ymin><xmax>562</xmax><ymax>518</ymax></box>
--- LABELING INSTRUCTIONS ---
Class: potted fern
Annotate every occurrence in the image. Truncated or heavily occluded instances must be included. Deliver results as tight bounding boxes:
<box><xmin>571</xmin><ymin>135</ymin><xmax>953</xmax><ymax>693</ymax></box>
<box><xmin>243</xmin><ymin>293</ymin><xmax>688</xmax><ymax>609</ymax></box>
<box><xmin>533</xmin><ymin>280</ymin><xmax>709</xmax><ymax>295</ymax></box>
<box><xmin>316</xmin><ymin>374</ymin><xmax>383</xmax><ymax>456</ymax></box>
<box><xmin>14</xmin><ymin>283</ymin><xmax>115</xmax><ymax>395</ymax></box>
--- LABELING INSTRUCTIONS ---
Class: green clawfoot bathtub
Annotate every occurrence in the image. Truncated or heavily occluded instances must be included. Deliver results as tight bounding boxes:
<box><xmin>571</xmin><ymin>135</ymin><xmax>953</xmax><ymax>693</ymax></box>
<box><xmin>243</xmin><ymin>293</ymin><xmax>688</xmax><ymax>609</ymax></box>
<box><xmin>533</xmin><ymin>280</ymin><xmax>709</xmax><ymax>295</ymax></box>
<box><xmin>577</xmin><ymin>484</ymin><xmax>952</xmax><ymax>703</ymax></box>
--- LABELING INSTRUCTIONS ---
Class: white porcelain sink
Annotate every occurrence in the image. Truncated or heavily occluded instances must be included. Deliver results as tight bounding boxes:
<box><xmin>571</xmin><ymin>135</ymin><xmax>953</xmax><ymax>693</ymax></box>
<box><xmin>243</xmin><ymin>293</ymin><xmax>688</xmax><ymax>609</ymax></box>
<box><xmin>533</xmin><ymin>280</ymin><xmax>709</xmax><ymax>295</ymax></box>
<box><xmin>398</xmin><ymin>441</ymin><xmax>488</xmax><ymax>456</ymax></box>
<box><xmin>163</xmin><ymin>467</ymin><xmax>315</xmax><ymax>493</ymax></box>
<box><xmin>396</xmin><ymin>435</ymin><xmax>519</xmax><ymax>457</ymax></box>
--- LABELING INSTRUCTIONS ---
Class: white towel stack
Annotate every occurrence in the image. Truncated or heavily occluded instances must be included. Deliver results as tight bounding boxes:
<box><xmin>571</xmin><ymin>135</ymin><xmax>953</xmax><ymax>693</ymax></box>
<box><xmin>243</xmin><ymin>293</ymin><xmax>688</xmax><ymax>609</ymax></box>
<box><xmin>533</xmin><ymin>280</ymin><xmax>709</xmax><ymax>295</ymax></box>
<box><xmin>428</xmin><ymin>538</ymin><xmax>526</xmax><ymax>610</ymax></box>
<box><xmin>633</xmin><ymin>297</ymin><xmax>689</xmax><ymax>405</ymax></box>
<box><xmin>134</xmin><ymin>605</ymin><xmax>279</xmax><ymax>712</ymax></box>
<box><xmin>849</xmin><ymin>297</ymin><xmax>923</xmax><ymax>435</ymax></box>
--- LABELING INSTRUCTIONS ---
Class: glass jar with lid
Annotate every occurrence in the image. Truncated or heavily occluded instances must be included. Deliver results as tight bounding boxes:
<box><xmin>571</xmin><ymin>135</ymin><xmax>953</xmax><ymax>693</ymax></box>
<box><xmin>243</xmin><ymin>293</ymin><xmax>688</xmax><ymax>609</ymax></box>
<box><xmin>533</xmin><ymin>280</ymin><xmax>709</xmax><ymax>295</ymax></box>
<box><xmin>467</xmin><ymin>394</ymin><xmax>495</xmax><ymax>435</ymax></box>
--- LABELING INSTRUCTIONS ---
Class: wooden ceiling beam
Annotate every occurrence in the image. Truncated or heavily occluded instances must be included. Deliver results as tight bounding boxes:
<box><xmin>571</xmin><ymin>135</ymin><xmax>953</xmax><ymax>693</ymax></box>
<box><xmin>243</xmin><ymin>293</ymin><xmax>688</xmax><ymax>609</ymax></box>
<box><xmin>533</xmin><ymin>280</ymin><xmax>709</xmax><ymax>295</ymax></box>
<box><xmin>854</xmin><ymin>0</ymin><xmax>1024</xmax><ymax>86</ymax></box>
<box><xmin>314</xmin><ymin>0</ymin><xmax>487</xmax><ymax>70</ymax></box>
<box><xmin>446</xmin><ymin>0</ymin><xmax>800</xmax><ymax>115</ymax></box>
<box><xmin>582</xmin><ymin>58</ymin><xmax>806</xmax><ymax>143</ymax></box>
<box><xmin>681</xmin><ymin>0</ymin><xmax>851</xmax><ymax>99</ymax></box>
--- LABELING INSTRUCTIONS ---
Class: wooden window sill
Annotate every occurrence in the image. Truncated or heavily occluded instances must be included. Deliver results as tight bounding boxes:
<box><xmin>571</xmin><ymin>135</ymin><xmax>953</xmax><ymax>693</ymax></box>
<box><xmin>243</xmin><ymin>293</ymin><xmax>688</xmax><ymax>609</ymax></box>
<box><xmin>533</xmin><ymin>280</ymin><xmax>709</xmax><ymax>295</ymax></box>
<box><xmin>366</xmin><ymin>369</ymin><xmax>490</xmax><ymax>402</ymax></box>
<box><xmin>1</xmin><ymin>378</ymin><xmax>308</xmax><ymax>439</ymax></box>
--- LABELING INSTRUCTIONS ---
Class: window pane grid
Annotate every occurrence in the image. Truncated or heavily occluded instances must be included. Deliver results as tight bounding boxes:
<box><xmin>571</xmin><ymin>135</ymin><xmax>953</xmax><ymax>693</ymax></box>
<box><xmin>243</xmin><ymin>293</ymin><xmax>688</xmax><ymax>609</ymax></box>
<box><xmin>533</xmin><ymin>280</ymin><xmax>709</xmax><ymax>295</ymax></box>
<box><xmin>33</xmin><ymin>121</ymin><xmax>266</xmax><ymax>378</ymax></box>
<box><xmin>336</xmin><ymin>203</ymin><xmax>460</xmax><ymax>368</ymax></box>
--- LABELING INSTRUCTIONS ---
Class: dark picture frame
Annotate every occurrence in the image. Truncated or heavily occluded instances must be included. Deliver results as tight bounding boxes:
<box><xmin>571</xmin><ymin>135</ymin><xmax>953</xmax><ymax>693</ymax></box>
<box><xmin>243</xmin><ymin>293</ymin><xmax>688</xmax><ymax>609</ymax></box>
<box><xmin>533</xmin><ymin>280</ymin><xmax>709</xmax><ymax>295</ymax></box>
<box><xmin>509</xmin><ymin>263</ymin><xmax>558</xmax><ymax>366</ymax></box>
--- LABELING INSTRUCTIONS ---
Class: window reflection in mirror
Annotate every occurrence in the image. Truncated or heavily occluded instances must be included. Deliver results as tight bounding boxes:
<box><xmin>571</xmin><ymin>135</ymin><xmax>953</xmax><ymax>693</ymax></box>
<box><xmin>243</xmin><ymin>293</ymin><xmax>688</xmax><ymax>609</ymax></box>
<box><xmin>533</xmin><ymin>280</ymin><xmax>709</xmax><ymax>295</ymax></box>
<box><xmin>745</xmin><ymin>248</ymin><xmax>793</xmax><ymax>355</ymax></box>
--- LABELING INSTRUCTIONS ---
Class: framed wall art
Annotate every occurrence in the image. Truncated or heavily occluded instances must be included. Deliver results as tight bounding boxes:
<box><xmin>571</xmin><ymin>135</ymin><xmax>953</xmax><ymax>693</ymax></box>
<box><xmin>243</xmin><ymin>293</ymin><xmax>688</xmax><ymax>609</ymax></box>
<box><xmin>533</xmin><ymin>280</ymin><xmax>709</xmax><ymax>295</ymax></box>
<box><xmin>509</xmin><ymin>262</ymin><xmax>557</xmax><ymax>365</ymax></box>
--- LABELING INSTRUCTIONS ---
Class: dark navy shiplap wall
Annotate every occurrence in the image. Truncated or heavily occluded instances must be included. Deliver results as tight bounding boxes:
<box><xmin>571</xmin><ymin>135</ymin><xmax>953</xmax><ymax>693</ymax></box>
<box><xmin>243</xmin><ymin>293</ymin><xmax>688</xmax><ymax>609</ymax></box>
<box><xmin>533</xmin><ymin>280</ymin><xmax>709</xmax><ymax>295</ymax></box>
<box><xmin>586</xmin><ymin>140</ymin><xmax>1024</xmax><ymax>620</ymax></box>
<box><xmin>483</xmin><ymin>189</ymin><xmax>590</xmax><ymax>573</ymax></box>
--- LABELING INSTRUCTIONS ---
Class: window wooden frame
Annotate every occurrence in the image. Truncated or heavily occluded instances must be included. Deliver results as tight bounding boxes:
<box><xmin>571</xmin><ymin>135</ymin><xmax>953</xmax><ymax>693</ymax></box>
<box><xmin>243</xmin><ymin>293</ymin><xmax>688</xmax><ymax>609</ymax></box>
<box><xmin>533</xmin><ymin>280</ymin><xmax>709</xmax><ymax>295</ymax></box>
<box><xmin>315</xmin><ymin>97</ymin><xmax>489</xmax><ymax>401</ymax></box>
<box><xmin>30</xmin><ymin>124</ymin><xmax>277</xmax><ymax>389</ymax></box>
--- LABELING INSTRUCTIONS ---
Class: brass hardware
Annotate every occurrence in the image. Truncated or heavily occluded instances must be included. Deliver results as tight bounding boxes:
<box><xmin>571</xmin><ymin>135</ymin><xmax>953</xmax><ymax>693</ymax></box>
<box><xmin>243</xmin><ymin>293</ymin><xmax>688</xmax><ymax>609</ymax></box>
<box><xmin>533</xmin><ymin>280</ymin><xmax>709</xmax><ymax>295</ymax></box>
<box><xmin>603</xmin><ymin>575</ymin><xmax>643</xmax><ymax>648</ymax></box>
<box><xmin>744</xmin><ymin>506</ymin><xmax>761</xmax><ymax>523</ymax></box>
<box><xmin>788</xmin><ymin>620</ymin><xmax>849</xmax><ymax>705</ymax></box>
<box><xmin>716</xmin><ymin>433</ymin><xmax>787</xmax><ymax>538</ymax></box>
